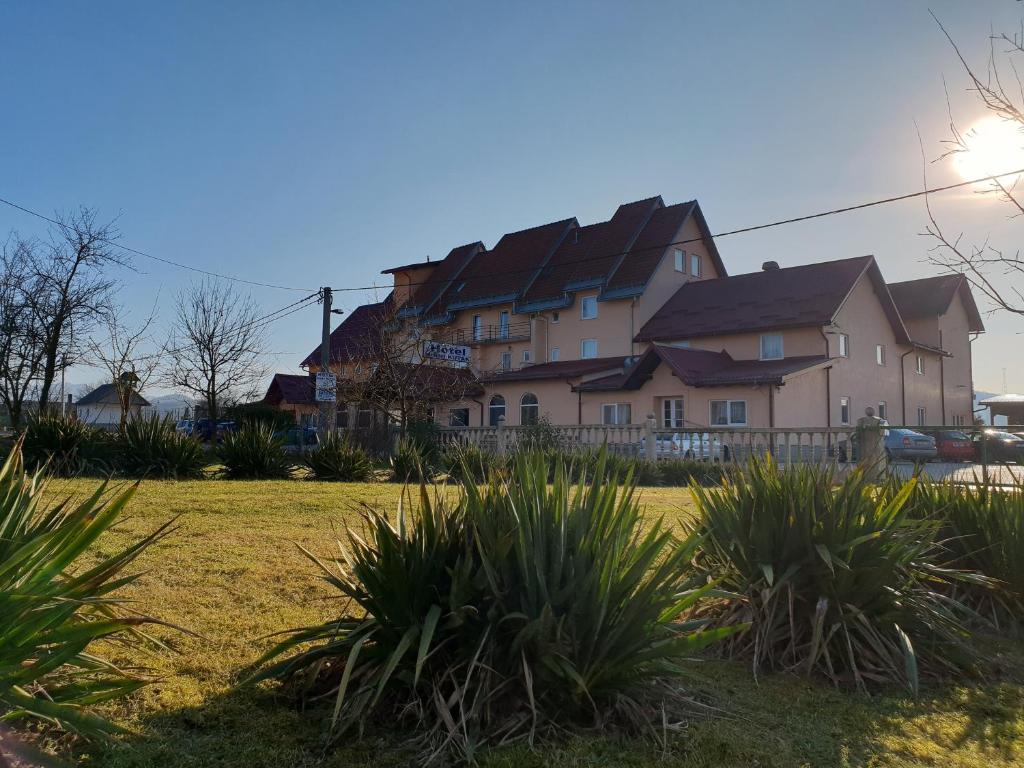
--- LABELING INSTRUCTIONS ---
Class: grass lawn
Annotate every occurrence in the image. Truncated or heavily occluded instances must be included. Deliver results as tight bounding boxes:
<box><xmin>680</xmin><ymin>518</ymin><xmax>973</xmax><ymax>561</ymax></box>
<box><xmin>34</xmin><ymin>478</ymin><xmax>1024</xmax><ymax>767</ymax></box>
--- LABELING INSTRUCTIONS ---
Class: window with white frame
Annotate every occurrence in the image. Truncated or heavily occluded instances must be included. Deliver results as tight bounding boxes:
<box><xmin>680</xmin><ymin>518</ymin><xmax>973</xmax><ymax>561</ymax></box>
<box><xmin>549</xmin><ymin>347</ymin><xmax>560</xmax><ymax>362</ymax></box>
<box><xmin>662</xmin><ymin>398</ymin><xmax>684</xmax><ymax>428</ymax></box>
<box><xmin>760</xmin><ymin>333</ymin><xmax>784</xmax><ymax>360</ymax></box>
<box><xmin>710</xmin><ymin>400</ymin><xmax>747</xmax><ymax>426</ymax></box>
<box><xmin>580</xmin><ymin>295</ymin><xmax>598</xmax><ymax>320</ymax></box>
<box><xmin>917</xmin><ymin>406</ymin><xmax>926</xmax><ymax>426</ymax></box>
<box><xmin>877</xmin><ymin>401</ymin><xmax>887</xmax><ymax>420</ymax></box>
<box><xmin>472</xmin><ymin>314</ymin><xmax>482</xmax><ymax>341</ymax></box>
<box><xmin>673</xmin><ymin>249</ymin><xmax>685</xmax><ymax>272</ymax></box>
<box><xmin>838</xmin><ymin>333</ymin><xmax>849</xmax><ymax>358</ymax></box>
<box><xmin>602</xmin><ymin>403</ymin><xmax>632</xmax><ymax>425</ymax></box>
<box><xmin>522</xmin><ymin>349</ymin><xmax>531</xmax><ymax>363</ymax></box>
<box><xmin>581</xmin><ymin>339</ymin><xmax>598</xmax><ymax>359</ymax></box>
<box><xmin>876</xmin><ymin>344</ymin><xmax>886</xmax><ymax>366</ymax></box>
<box><xmin>916</xmin><ymin>355</ymin><xmax>925</xmax><ymax>375</ymax></box>
<box><xmin>488</xmin><ymin>395</ymin><xmax>505</xmax><ymax>426</ymax></box>
<box><xmin>520</xmin><ymin>392</ymin><xmax>539</xmax><ymax>425</ymax></box>
<box><xmin>691</xmin><ymin>253</ymin><xmax>701</xmax><ymax>276</ymax></box>
<box><xmin>499</xmin><ymin>310</ymin><xmax>510</xmax><ymax>339</ymax></box>
<box><xmin>840</xmin><ymin>396</ymin><xmax>850</xmax><ymax>425</ymax></box>
<box><xmin>500</xmin><ymin>351</ymin><xmax>512</xmax><ymax>370</ymax></box>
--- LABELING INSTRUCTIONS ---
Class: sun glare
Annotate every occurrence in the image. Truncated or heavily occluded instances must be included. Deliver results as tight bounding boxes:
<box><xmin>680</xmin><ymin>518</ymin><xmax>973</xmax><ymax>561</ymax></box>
<box><xmin>953</xmin><ymin>116</ymin><xmax>1024</xmax><ymax>187</ymax></box>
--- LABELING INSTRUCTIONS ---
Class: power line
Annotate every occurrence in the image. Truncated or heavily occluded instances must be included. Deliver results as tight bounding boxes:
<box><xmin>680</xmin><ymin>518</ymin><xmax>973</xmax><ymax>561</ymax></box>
<box><xmin>0</xmin><ymin>196</ymin><xmax>316</xmax><ymax>293</ymax></box>
<box><xmin>327</xmin><ymin>166</ymin><xmax>1024</xmax><ymax>294</ymax></box>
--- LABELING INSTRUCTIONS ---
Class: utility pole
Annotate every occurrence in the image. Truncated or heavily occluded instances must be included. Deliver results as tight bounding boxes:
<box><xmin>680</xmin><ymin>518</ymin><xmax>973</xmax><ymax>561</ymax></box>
<box><xmin>318</xmin><ymin>286</ymin><xmax>335</xmax><ymax>440</ymax></box>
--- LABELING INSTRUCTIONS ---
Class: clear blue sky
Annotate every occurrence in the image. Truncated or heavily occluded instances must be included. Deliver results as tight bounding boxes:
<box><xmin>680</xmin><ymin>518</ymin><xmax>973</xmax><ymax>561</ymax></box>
<box><xmin>1</xmin><ymin>0</ymin><xmax>1020</xmax><ymax>396</ymax></box>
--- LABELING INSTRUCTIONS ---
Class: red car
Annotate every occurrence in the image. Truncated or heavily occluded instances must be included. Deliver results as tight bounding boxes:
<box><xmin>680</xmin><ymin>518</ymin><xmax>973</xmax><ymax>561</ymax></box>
<box><xmin>934</xmin><ymin>430</ymin><xmax>975</xmax><ymax>462</ymax></box>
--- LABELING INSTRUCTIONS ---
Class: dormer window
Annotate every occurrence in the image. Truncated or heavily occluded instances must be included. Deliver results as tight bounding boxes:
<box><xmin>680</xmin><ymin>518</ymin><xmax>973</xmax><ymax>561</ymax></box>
<box><xmin>580</xmin><ymin>295</ymin><xmax>598</xmax><ymax>320</ymax></box>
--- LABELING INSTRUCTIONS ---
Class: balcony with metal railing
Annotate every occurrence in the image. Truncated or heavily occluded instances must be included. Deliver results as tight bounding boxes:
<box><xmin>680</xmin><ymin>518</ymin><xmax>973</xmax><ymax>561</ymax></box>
<box><xmin>441</xmin><ymin>320</ymin><xmax>531</xmax><ymax>346</ymax></box>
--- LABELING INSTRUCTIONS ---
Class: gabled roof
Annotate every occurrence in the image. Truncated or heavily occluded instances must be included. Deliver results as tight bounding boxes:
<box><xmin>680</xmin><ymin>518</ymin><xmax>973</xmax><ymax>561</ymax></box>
<box><xmin>888</xmin><ymin>273</ymin><xmax>984</xmax><ymax>333</ymax></box>
<box><xmin>262</xmin><ymin>373</ymin><xmax>314</xmax><ymax>406</ymax></box>
<box><xmin>576</xmin><ymin>346</ymin><xmax>829</xmax><ymax>391</ymax></box>
<box><xmin>519</xmin><ymin>198</ymin><xmax>661</xmax><ymax>306</ymax></box>
<box><xmin>636</xmin><ymin>255</ymin><xmax>910</xmax><ymax>343</ymax></box>
<box><xmin>480</xmin><ymin>356</ymin><xmax>630</xmax><ymax>383</ymax></box>
<box><xmin>76</xmin><ymin>383</ymin><xmax>151</xmax><ymax>407</ymax></box>
<box><xmin>381</xmin><ymin>259</ymin><xmax>436</xmax><ymax>274</ymax></box>
<box><xmin>301</xmin><ymin>293</ymin><xmax>394</xmax><ymax>367</ymax></box>
<box><xmin>400</xmin><ymin>196</ymin><xmax>725</xmax><ymax>320</ymax></box>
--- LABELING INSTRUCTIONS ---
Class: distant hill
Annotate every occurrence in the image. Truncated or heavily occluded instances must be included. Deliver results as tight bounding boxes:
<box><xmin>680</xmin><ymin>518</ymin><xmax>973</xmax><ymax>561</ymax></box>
<box><xmin>144</xmin><ymin>393</ymin><xmax>194</xmax><ymax>419</ymax></box>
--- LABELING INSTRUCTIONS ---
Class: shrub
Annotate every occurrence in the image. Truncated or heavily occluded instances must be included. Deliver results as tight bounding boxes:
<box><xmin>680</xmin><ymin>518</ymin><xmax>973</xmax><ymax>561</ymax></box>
<box><xmin>907</xmin><ymin>479</ymin><xmax>1024</xmax><ymax>623</ymax></box>
<box><xmin>22</xmin><ymin>412</ymin><xmax>114</xmax><ymax>476</ymax></box>
<box><xmin>659</xmin><ymin>459</ymin><xmax>726</xmax><ymax>487</ymax></box>
<box><xmin>216</xmin><ymin>423</ymin><xmax>294</xmax><ymax>479</ymax></box>
<box><xmin>389</xmin><ymin>436</ymin><xmax>434</xmax><ymax>483</ymax></box>
<box><xmin>440</xmin><ymin>441</ymin><xmax>504</xmax><ymax>483</ymax></box>
<box><xmin>517</xmin><ymin>415</ymin><xmax>563</xmax><ymax>452</ymax></box>
<box><xmin>306</xmin><ymin>433</ymin><xmax>374</xmax><ymax>482</ymax></box>
<box><xmin>250</xmin><ymin>450</ymin><xmax>737</xmax><ymax>758</ymax></box>
<box><xmin>687</xmin><ymin>456</ymin><xmax>983</xmax><ymax>693</ymax></box>
<box><xmin>118</xmin><ymin>415</ymin><xmax>207</xmax><ymax>479</ymax></box>
<box><xmin>0</xmin><ymin>443</ymin><xmax>174</xmax><ymax>736</ymax></box>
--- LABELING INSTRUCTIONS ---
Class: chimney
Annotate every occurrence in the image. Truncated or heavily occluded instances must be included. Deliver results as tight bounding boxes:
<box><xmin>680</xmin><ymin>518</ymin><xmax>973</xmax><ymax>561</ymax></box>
<box><xmin>762</xmin><ymin>261</ymin><xmax>780</xmax><ymax>271</ymax></box>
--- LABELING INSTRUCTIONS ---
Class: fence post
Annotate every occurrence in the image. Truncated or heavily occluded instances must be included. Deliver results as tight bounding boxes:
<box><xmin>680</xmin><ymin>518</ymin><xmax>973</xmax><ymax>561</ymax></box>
<box><xmin>856</xmin><ymin>406</ymin><xmax>886</xmax><ymax>480</ymax></box>
<box><xmin>644</xmin><ymin>413</ymin><xmax>657</xmax><ymax>461</ymax></box>
<box><xmin>496</xmin><ymin>414</ymin><xmax>506</xmax><ymax>456</ymax></box>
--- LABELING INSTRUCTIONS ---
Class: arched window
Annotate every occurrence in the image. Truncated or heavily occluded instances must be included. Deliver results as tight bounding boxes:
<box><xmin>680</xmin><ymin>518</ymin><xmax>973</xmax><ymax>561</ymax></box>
<box><xmin>520</xmin><ymin>392</ymin><xmax>539</xmax><ymax>426</ymax></box>
<box><xmin>488</xmin><ymin>395</ymin><xmax>506</xmax><ymax>427</ymax></box>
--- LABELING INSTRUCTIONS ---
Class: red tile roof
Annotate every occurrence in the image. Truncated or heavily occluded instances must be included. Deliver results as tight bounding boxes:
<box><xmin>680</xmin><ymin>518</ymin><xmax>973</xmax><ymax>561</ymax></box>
<box><xmin>381</xmin><ymin>259</ymin><xmax>436</xmax><ymax>274</ymax></box>
<box><xmin>262</xmin><ymin>373</ymin><xmax>314</xmax><ymax>406</ymax></box>
<box><xmin>301</xmin><ymin>294</ymin><xmax>393</xmax><ymax>368</ymax></box>
<box><xmin>481</xmin><ymin>355</ymin><xmax>630</xmax><ymax>383</ymax></box>
<box><xmin>520</xmin><ymin>198</ymin><xmax>661</xmax><ymax>303</ymax></box>
<box><xmin>576</xmin><ymin>346</ymin><xmax>829</xmax><ymax>391</ymax></box>
<box><xmin>636</xmin><ymin>255</ymin><xmax>909</xmax><ymax>342</ymax></box>
<box><xmin>406</xmin><ymin>243</ymin><xmax>483</xmax><ymax>315</ymax></box>
<box><xmin>888</xmin><ymin>273</ymin><xmax>984</xmax><ymax>333</ymax></box>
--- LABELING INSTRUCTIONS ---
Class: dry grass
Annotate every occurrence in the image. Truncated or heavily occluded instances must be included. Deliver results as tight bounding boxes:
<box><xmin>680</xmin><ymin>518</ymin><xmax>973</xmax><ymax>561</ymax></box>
<box><xmin>21</xmin><ymin>478</ymin><xmax>1024</xmax><ymax>767</ymax></box>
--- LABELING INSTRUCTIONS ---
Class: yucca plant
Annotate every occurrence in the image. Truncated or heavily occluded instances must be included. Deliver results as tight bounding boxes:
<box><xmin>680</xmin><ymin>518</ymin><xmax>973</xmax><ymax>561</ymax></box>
<box><xmin>22</xmin><ymin>412</ymin><xmax>114</xmax><ymax>476</ymax></box>
<box><xmin>216</xmin><ymin>423</ymin><xmax>294</xmax><ymax>479</ymax></box>
<box><xmin>0</xmin><ymin>443</ymin><xmax>174</xmax><ymax>737</ymax></box>
<box><xmin>906</xmin><ymin>478</ymin><xmax>1024</xmax><ymax>624</ymax></box>
<box><xmin>305</xmin><ymin>432</ymin><xmax>374</xmax><ymax>482</ymax></box>
<box><xmin>440</xmin><ymin>442</ymin><xmax>504</xmax><ymax>483</ymax></box>
<box><xmin>687</xmin><ymin>456</ymin><xmax>985</xmax><ymax>694</ymax></box>
<box><xmin>250</xmin><ymin>450</ymin><xmax>738</xmax><ymax>760</ymax></box>
<box><xmin>118</xmin><ymin>415</ymin><xmax>207</xmax><ymax>479</ymax></box>
<box><xmin>389</xmin><ymin>436</ymin><xmax>434</xmax><ymax>483</ymax></box>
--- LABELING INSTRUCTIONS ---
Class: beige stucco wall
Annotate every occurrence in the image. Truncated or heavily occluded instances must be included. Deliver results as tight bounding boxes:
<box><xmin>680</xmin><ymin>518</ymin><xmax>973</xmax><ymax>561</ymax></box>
<box><xmin>648</xmin><ymin>326</ymin><xmax>825</xmax><ymax>360</ymax></box>
<box><xmin>391</xmin><ymin>265</ymin><xmax>437</xmax><ymax>306</ymax></box>
<box><xmin>937</xmin><ymin>291</ymin><xmax>975</xmax><ymax>426</ymax></box>
<box><xmin>773</xmin><ymin>367</ymin><xmax>829</xmax><ymax>428</ymax></box>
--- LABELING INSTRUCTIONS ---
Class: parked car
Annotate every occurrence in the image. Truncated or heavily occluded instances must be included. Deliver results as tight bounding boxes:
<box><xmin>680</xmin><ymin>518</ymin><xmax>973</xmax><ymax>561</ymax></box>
<box><xmin>193</xmin><ymin>419</ymin><xmax>239</xmax><ymax>442</ymax></box>
<box><xmin>274</xmin><ymin>425</ymin><xmax>320</xmax><ymax>453</ymax></box>
<box><xmin>884</xmin><ymin>428</ymin><xmax>937</xmax><ymax>462</ymax></box>
<box><xmin>932</xmin><ymin>430</ymin><xmax>976</xmax><ymax>462</ymax></box>
<box><xmin>972</xmin><ymin>429</ymin><xmax>1024</xmax><ymax>463</ymax></box>
<box><xmin>175</xmin><ymin>419</ymin><xmax>193</xmax><ymax>435</ymax></box>
<box><xmin>639</xmin><ymin>432</ymin><xmax>729</xmax><ymax>461</ymax></box>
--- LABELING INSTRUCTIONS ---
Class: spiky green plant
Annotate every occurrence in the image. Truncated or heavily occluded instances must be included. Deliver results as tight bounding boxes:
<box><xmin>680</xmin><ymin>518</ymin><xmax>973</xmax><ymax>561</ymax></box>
<box><xmin>0</xmin><ymin>443</ymin><xmax>174</xmax><ymax>737</ymax></box>
<box><xmin>906</xmin><ymin>478</ymin><xmax>1024</xmax><ymax>623</ymax></box>
<box><xmin>118</xmin><ymin>415</ymin><xmax>207</xmax><ymax>479</ymax></box>
<box><xmin>658</xmin><ymin>459</ymin><xmax>726</xmax><ymax>487</ymax></box>
<box><xmin>389</xmin><ymin>436</ymin><xmax>434</xmax><ymax>483</ymax></box>
<box><xmin>305</xmin><ymin>433</ymin><xmax>374</xmax><ymax>482</ymax></box>
<box><xmin>22</xmin><ymin>413</ymin><xmax>114</xmax><ymax>476</ymax></box>
<box><xmin>250</xmin><ymin>450</ymin><xmax>738</xmax><ymax>759</ymax></box>
<box><xmin>687</xmin><ymin>456</ymin><xmax>985</xmax><ymax>693</ymax></box>
<box><xmin>216</xmin><ymin>424</ymin><xmax>294</xmax><ymax>480</ymax></box>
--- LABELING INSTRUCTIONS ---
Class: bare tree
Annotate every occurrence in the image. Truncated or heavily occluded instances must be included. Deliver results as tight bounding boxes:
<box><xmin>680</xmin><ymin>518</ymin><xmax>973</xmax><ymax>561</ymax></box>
<box><xmin>86</xmin><ymin>303</ymin><xmax>163</xmax><ymax>429</ymax></box>
<box><xmin>339</xmin><ymin>302</ymin><xmax>481</xmax><ymax>436</ymax></box>
<box><xmin>167</xmin><ymin>279</ymin><xmax>268</xmax><ymax>420</ymax></box>
<box><xmin>924</xmin><ymin>13</ymin><xmax>1024</xmax><ymax>317</ymax></box>
<box><xmin>31</xmin><ymin>209</ymin><xmax>128</xmax><ymax>411</ymax></box>
<box><xmin>0</xmin><ymin>238</ymin><xmax>47</xmax><ymax>428</ymax></box>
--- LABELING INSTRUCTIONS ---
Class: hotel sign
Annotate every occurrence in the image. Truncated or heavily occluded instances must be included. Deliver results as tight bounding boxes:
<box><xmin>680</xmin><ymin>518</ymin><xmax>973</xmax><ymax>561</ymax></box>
<box><xmin>422</xmin><ymin>341</ymin><xmax>471</xmax><ymax>365</ymax></box>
